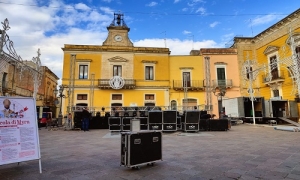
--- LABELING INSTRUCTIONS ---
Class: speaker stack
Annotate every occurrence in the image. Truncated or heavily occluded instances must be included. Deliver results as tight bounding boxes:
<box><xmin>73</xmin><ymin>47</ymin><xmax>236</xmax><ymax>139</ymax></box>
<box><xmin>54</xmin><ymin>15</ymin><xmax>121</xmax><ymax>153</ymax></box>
<box><xmin>108</xmin><ymin>117</ymin><xmax>121</xmax><ymax>131</ymax></box>
<box><xmin>183</xmin><ymin>111</ymin><xmax>200</xmax><ymax>132</ymax></box>
<box><xmin>148</xmin><ymin>111</ymin><xmax>163</xmax><ymax>130</ymax></box>
<box><xmin>163</xmin><ymin>110</ymin><xmax>177</xmax><ymax>131</ymax></box>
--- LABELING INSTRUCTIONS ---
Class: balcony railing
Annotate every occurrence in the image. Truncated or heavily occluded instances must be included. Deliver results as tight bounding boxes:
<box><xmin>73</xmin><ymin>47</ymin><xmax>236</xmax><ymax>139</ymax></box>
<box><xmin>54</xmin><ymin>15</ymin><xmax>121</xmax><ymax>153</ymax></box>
<box><xmin>173</xmin><ymin>80</ymin><xmax>204</xmax><ymax>91</ymax></box>
<box><xmin>98</xmin><ymin>79</ymin><xmax>136</xmax><ymax>89</ymax></box>
<box><xmin>211</xmin><ymin>79</ymin><xmax>233</xmax><ymax>88</ymax></box>
<box><xmin>262</xmin><ymin>70</ymin><xmax>285</xmax><ymax>84</ymax></box>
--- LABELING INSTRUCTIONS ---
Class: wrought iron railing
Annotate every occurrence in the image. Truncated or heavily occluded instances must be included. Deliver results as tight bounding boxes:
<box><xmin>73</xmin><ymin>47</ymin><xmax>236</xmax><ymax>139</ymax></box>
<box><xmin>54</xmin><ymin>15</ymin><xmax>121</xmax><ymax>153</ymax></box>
<box><xmin>98</xmin><ymin>79</ymin><xmax>136</xmax><ymax>89</ymax></box>
<box><xmin>262</xmin><ymin>70</ymin><xmax>285</xmax><ymax>83</ymax></box>
<box><xmin>173</xmin><ymin>80</ymin><xmax>204</xmax><ymax>90</ymax></box>
<box><xmin>211</xmin><ymin>79</ymin><xmax>233</xmax><ymax>88</ymax></box>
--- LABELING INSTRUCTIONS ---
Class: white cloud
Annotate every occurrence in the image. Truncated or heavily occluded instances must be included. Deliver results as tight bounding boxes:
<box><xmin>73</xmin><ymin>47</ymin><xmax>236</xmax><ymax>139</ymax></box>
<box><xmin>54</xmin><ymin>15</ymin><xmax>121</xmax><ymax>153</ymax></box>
<box><xmin>74</xmin><ymin>3</ymin><xmax>91</xmax><ymax>11</ymax></box>
<box><xmin>146</xmin><ymin>2</ymin><xmax>158</xmax><ymax>7</ymax></box>
<box><xmin>174</xmin><ymin>0</ymin><xmax>181</xmax><ymax>3</ymax></box>
<box><xmin>250</xmin><ymin>14</ymin><xmax>278</xmax><ymax>27</ymax></box>
<box><xmin>210</xmin><ymin>21</ymin><xmax>220</xmax><ymax>28</ymax></box>
<box><xmin>102</xmin><ymin>0</ymin><xmax>113</xmax><ymax>2</ymax></box>
<box><xmin>182</xmin><ymin>8</ymin><xmax>188</xmax><ymax>11</ymax></box>
<box><xmin>183</xmin><ymin>30</ymin><xmax>192</xmax><ymax>35</ymax></box>
<box><xmin>134</xmin><ymin>38</ymin><xmax>217</xmax><ymax>55</ymax></box>
<box><xmin>196</xmin><ymin>7</ymin><xmax>206</xmax><ymax>15</ymax></box>
<box><xmin>221</xmin><ymin>33</ymin><xmax>234</xmax><ymax>43</ymax></box>
<box><xmin>188</xmin><ymin>0</ymin><xmax>205</xmax><ymax>7</ymax></box>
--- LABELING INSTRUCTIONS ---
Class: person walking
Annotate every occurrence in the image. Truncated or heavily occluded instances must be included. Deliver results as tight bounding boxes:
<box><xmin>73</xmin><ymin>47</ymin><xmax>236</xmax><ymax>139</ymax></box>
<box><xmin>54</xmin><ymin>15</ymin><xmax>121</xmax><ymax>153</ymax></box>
<box><xmin>81</xmin><ymin>108</ymin><xmax>90</xmax><ymax>131</ymax></box>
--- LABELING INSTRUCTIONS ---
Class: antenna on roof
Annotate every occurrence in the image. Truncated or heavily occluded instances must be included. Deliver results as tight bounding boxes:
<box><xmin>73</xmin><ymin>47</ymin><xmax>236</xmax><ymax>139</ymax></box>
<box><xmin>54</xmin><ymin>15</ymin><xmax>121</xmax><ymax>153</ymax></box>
<box><xmin>250</xmin><ymin>19</ymin><xmax>253</xmax><ymax>36</ymax></box>
<box><xmin>161</xmin><ymin>31</ymin><xmax>167</xmax><ymax>48</ymax></box>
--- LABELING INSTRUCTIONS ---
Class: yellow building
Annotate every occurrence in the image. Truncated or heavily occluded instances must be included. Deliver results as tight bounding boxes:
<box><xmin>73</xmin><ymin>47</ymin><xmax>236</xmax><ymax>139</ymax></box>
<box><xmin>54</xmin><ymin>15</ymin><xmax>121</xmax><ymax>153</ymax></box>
<box><xmin>61</xmin><ymin>14</ymin><xmax>171</xmax><ymax>115</ymax></box>
<box><xmin>60</xmin><ymin>14</ymin><xmax>243</xmax><ymax>121</ymax></box>
<box><xmin>233</xmin><ymin>8</ymin><xmax>300</xmax><ymax>120</ymax></box>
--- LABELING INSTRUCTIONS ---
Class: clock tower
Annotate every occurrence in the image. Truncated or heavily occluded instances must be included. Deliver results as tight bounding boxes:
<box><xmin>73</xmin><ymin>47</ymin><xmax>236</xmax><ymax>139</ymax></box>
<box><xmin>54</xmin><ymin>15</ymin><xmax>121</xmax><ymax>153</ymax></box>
<box><xmin>102</xmin><ymin>13</ymin><xmax>133</xmax><ymax>47</ymax></box>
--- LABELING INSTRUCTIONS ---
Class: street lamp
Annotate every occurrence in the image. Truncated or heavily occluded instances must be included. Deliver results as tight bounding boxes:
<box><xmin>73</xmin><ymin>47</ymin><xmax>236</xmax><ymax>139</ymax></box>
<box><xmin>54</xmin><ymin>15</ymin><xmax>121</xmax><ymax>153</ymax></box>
<box><xmin>54</xmin><ymin>85</ymin><xmax>66</xmax><ymax>126</ymax></box>
<box><xmin>212</xmin><ymin>86</ymin><xmax>226</xmax><ymax>118</ymax></box>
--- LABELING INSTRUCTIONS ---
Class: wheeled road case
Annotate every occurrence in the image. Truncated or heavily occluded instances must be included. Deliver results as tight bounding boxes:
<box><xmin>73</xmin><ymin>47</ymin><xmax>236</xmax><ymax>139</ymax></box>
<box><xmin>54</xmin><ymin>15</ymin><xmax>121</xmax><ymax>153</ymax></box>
<box><xmin>121</xmin><ymin>131</ymin><xmax>162</xmax><ymax>169</ymax></box>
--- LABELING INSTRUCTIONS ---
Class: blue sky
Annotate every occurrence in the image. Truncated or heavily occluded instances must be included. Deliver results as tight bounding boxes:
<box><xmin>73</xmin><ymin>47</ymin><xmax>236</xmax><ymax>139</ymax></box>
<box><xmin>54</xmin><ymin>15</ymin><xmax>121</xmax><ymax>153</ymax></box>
<box><xmin>0</xmin><ymin>0</ymin><xmax>299</xmax><ymax>81</ymax></box>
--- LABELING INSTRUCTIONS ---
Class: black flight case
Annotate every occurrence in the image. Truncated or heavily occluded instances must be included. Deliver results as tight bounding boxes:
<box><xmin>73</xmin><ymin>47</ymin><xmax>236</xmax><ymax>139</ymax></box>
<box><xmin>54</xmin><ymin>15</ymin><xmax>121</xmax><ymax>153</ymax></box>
<box><xmin>121</xmin><ymin>131</ymin><xmax>162</xmax><ymax>169</ymax></box>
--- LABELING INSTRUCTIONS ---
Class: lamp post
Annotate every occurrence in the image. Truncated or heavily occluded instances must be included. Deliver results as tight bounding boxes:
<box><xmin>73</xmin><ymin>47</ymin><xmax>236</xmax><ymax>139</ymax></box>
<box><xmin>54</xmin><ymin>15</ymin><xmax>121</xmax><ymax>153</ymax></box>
<box><xmin>212</xmin><ymin>86</ymin><xmax>226</xmax><ymax>118</ymax></box>
<box><xmin>54</xmin><ymin>85</ymin><xmax>66</xmax><ymax>126</ymax></box>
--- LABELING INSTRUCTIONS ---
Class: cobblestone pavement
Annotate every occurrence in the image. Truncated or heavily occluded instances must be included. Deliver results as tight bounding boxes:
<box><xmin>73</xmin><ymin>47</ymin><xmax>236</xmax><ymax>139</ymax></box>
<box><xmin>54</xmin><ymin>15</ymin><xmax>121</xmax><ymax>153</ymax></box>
<box><xmin>1</xmin><ymin>124</ymin><xmax>300</xmax><ymax>180</ymax></box>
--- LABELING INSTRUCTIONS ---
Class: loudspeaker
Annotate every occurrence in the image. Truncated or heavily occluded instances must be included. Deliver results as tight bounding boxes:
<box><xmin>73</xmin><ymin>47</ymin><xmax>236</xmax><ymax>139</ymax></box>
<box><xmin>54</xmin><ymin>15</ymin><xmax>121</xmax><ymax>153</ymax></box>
<box><xmin>74</xmin><ymin>112</ymin><xmax>82</xmax><ymax>129</ymax></box>
<box><xmin>137</xmin><ymin>117</ymin><xmax>148</xmax><ymax>124</ymax></box>
<box><xmin>185</xmin><ymin>111</ymin><xmax>200</xmax><ymax>123</ymax></box>
<box><xmin>163</xmin><ymin>124</ymin><xmax>177</xmax><ymax>131</ymax></box>
<box><xmin>149</xmin><ymin>124</ymin><xmax>162</xmax><ymax>130</ymax></box>
<box><xmin>148</xmin><ymin>111</ymin><xmax>163</xmax><ymax>123</ymax></box>
<box><xmin>122</xmin><ymin>117</ymin><xmax>132</xmax><ymax>125</ymax></box>
<box><xmin>109</xmin><ymin>117</ymin><xmax>121</xmax><ymax>125</ymax></box>
<box><xmin>163</xmin><ymin>110</ymin><xmax>177</xmax><ymax>123</ymax></box>
<box><xmin>209</xmin><ymin>119</ymin><xmax>229</xmax><ymax>131</ymax></box>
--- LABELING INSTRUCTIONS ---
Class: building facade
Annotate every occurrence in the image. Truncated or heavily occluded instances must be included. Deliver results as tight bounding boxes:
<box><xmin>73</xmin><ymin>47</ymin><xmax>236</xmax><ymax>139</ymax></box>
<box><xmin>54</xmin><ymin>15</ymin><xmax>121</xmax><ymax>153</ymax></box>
<box><xmin>233</xmin><ymin>8</ymin><xmax>300</xmax><ymax>120</ymax></box>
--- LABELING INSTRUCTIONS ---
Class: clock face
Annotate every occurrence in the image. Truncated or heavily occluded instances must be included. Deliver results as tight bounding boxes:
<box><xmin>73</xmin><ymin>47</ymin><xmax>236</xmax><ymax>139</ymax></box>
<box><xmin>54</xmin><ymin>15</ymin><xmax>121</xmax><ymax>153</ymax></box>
<box><xmin>114</xmin><ymin>35</ymin><xmax>123</xmax><ymax>42</ymax></box>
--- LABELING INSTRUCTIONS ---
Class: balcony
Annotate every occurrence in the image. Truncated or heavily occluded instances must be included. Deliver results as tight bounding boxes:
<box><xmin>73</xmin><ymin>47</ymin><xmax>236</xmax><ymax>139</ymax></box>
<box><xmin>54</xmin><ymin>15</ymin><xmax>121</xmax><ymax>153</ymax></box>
<box><xmin>262</xmin><ymin>70</ymin><xmax>285</xmax><ymax>84</ymax></box>
<box><xmin>98</xmin><ymin>79</ymin><xmax>136</xmax><ymax>89</ymax></box>
<box><xmin>173</xmin><ymin>80</ymin><xmax>204</xmax><ymax>91</ymax></box>
<box><xmin>211</xmin><ymin>79</ymin><xmax>233</xmax><ymax>88</ymax></box>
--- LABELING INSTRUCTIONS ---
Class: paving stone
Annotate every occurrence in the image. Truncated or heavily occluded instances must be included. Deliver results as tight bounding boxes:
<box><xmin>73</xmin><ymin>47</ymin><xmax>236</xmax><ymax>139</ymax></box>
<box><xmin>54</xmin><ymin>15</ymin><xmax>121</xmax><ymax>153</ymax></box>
<box><xmin>1</xmin><ymin>125</ymin><xmax>300</xmax><ymax>179</ymax></box>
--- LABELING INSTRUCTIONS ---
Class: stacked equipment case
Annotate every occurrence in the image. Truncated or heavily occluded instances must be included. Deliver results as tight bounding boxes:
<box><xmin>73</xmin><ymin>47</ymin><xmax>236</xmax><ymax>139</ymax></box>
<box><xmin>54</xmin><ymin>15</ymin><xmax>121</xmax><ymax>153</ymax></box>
<box><xmin>121</xmin><ymin>131</ymin><xmax>162</xmax><ymax>169</ymax></box>
<box><xmin>183</xmin><ymin>111</ymin><xmax>200</xmax><ymax>132</ymax></box>
<box><xmin>162</xmin><ymin>110</ymin><xmax>177</xmax><ymax>131</ymax></box>
<box><xmin>109</xmin><ymin>117</ymin><xmax>121</xmax><ymax>131</ymax></box>
<box><xmin>148</xmin><ymin>111</ymin><xmax>163</xmax><ymax>130</ymax></box>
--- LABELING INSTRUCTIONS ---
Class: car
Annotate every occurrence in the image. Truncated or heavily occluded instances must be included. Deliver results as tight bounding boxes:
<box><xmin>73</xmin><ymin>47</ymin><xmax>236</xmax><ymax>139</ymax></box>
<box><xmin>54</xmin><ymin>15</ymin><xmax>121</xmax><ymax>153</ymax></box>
<box><xmin>39</xmin><ymin>112</ymin><xmax>52</xmax><ymax>127</ymax></box>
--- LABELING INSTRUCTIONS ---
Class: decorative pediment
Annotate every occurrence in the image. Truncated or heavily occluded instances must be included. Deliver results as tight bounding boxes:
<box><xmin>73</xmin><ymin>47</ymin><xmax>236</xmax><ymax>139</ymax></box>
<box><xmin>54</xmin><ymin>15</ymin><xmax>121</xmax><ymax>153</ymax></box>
<box><xmin>141</xmin><ymin>60</ymin><xmax>158</xmax><ymax>64</ymax></box>
<box><xmin>107</xmin><ymin>56</ymin><xmax>128</xmax><ymax>62</ymax></box>
<box><xmin>179</xmin><ymin>67</ymin><xmax>194</xmax><ymax>70</ymax></box>
<box><xmin>263</xmin><ymin>46</ymin><xmax>279</xmax><ymax>55</ymax></box>
<box><xmin>286</xmin><ymin>33</ymin><xmax>300</xmax><ymax>46</ymax></box>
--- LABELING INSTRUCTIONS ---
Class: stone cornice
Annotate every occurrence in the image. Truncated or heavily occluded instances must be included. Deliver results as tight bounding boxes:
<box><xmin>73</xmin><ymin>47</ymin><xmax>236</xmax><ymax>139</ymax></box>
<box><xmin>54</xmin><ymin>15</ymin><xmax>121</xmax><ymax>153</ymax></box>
<box><xmin>214</xmin><ymin>62</ymin><xmax>228</xmax><ymax>65</ymax></box>
<box><xmin>179</xmin><ymin>67</ymin><xmax>194</xmax><ymax>70</ymax></box>
<box><xmin>62</xmin><ymin>45</ymin><xmax>170</xmax><ymax>54</ymax></box>
<box><xmin>141</xmin><ymin>60</ymin><xmax>158</xmax><ymax>64</ymax></box>
<box><xmin>76</xmin><ymin>59</ymin><xmax>92</xmax><ymax>62</ymax></box>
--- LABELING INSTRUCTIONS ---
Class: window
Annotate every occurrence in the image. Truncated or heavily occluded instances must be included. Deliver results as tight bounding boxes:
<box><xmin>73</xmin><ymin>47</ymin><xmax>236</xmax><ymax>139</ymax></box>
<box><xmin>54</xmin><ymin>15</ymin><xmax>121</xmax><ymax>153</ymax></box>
<box><xmin>217</xmin><ymin>68</ymin><xmax>226</xmax><ymax>86</ymax></box>
<box><xmin>145</xmin><ymin>66</ymin><xmax>154</xmax><ymax>80</ymax></box>
<box><xmin>79</xmin><ymin>65</ymin><xmax>88</xmax><ymax>79</ymax></box>
<box><xmin>113</xmin><ymin>65</ymin><xmax>122</xmax><ymax>76</ymax></box>
<box><xmin>182</xmin><ymin>72</ymin><xmax>191</xmax><ymax>87</ymax></box>
<box><xmin>112</xmin><ymin>94</ymin><xmax>122</xmax><ymax>100</ymax></box>
<box><xmin>269</xmin><ymin>56</ymin><xmax>279</xmax><ymax>79</ymax></box>
<box><xmin>296</xmin><ymin>46</ymin><xmax>300</xmax><ymax>68</ymax></box>
<box><xmin>273</xmin><ymin>90</ymin><xmax>280</xmax><ymax>97</ymax></box>
<box><xmin>2</xmin><ymin>72</ymin><xmax>7</xmax><ymax>88</ymax></box>
<box><xmin>145</xmin><ymin>103</ymin><xmax>155</xmax><ymax>106</ymax></box>
<box><xmin>145</xmin><ymin>94</ymin><xmax>155</xmax><ymax>100</ymax></box>
<box><xmin>246</xmin><ymin>66</ymin><xmax>253</xmax><ymax>79</ymax></box>
<box><xmin>171</xmin><ymin>100</ymin><xmax>177</xmax><ymax>110</ymax></box>
<box><xmin>77</xmin><ymin>94</ymin><xmax>88</xmax><ymax>100</ymax></box>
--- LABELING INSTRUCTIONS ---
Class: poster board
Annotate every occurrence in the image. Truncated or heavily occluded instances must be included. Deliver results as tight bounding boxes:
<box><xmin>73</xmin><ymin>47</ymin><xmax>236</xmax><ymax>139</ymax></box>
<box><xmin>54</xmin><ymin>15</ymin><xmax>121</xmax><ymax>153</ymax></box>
<box><xmin>0</xmin><ymin>97</ymin><xmax>41</xmax><ymax>173</ymax></box>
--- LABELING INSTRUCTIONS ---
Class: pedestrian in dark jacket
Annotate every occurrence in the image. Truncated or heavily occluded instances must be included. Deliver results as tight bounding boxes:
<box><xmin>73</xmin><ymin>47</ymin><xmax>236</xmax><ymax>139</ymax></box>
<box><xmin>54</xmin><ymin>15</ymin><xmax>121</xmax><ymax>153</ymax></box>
<box><xmin>82</xmin><ymin>108</ymin><xmax>90</xmax><ymax>131</ymax></box>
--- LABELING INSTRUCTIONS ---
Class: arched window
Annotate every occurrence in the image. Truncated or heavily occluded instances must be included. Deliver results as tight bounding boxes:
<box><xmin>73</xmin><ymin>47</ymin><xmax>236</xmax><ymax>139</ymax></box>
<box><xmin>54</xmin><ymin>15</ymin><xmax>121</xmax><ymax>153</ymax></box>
<box><xmin>171</xmin><ymin>100</ymin><xmax>177</xmax><ymax>110</ymax></box>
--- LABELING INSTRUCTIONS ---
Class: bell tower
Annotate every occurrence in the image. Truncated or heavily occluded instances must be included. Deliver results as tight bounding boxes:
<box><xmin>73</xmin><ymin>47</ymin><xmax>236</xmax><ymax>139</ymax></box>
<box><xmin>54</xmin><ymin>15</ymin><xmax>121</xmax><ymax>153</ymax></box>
<box><xmin>102</xmin><ymin>13</ymin><xmax>133</xmax><ymax>47</ymax></box>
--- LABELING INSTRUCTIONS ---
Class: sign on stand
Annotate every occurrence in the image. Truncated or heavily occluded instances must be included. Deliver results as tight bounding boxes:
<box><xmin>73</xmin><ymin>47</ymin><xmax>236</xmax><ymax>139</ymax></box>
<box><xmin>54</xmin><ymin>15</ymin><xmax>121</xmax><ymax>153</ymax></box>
<box><xmin>0</xmin><ymin>97</ymin><xmax>42</xmax><ymax>173</ymax></box>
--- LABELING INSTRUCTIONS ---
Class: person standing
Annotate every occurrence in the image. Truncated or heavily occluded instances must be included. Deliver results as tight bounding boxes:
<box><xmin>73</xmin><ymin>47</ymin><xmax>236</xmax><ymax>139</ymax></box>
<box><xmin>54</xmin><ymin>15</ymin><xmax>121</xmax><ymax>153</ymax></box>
<box><xmin>82</xmin><ymin>108</ymin><xmax>90</xmax><ymax>131</ymax></box>
<box><xmin>67</xmin><ymin>113</ymin><xmax>72</xmax><ymax>129</ymax></box>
